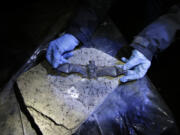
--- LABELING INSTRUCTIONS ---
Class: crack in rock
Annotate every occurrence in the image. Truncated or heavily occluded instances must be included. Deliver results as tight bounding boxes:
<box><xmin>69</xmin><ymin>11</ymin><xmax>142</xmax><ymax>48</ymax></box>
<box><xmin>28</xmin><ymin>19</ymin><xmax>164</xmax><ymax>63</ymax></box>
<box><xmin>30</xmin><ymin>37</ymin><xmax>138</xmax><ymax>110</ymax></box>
<box><xmin>27</xmin><ymin>105</ymin><xmax>74</xmax><ymax>131</ymax></box>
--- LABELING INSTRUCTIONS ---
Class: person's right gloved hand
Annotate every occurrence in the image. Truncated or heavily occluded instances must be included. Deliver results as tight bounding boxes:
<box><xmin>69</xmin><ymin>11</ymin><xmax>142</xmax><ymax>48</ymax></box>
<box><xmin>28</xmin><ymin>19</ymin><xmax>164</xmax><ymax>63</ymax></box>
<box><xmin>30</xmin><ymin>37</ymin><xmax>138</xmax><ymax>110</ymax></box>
<box><xmin>46</xmin><ymin>33</ymin><xmax>79</xmax><ymax>68</ymax></box>
<box><xmin>116</xmin><ymin>49</ymin><xmax>151</xmax><ymax>83</ymax></box>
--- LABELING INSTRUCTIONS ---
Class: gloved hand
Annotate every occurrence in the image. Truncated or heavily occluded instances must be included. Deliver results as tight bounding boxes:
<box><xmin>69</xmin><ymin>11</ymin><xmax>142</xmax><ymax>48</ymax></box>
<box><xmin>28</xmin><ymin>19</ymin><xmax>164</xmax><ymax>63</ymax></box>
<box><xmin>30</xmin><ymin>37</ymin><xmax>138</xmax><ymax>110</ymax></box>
<box><xmin>46</xmin><ymin>33</ymin><xmax>79</xmax><ymax>68</ymax></box>
<box><xmin>116</xmin><ymin>49</ymin><xmax>151</xmax><ymax>83</ymax></box>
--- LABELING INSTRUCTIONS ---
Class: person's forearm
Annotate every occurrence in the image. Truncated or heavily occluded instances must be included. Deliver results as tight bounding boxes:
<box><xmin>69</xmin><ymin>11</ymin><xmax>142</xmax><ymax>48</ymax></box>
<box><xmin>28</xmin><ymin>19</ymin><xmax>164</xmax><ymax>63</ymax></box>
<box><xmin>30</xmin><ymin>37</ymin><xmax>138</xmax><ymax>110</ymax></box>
<box><xmin>66</xmin><ymin>0</ymin><xmax>114</xmax><ymax>44</ymax></box>
<box><xmin>131</xmin><ymin>4</ymin><xmax>180</xmax><ymax>61</ymax></box>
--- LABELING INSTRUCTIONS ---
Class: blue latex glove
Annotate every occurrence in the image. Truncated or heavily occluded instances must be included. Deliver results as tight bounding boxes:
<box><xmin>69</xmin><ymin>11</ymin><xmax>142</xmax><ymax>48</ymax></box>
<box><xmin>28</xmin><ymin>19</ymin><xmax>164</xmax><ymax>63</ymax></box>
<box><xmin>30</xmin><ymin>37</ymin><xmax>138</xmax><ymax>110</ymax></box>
<box><xmin>116</xmin><ymin>49</ymin><xmax>151</xmax><ymax>83</ymax></box>
<box><xmin>46</xmin><ymin>33</ymin><xmax>79</xmax><ymax>68</ymax></box>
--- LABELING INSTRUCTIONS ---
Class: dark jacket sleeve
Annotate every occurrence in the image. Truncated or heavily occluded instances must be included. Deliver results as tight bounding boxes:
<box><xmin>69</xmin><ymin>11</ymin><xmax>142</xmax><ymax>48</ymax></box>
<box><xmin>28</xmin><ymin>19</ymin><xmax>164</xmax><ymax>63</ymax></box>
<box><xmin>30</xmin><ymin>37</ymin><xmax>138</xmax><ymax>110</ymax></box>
<box><xmin>66</xmin><ymin>0</ymin><xmax>113</xmax><ymax>44</ymax></box>
<box><xmin>130</xmin><ymin>4</ymin><xmax>180</xmax><ymax>61</ymax></box>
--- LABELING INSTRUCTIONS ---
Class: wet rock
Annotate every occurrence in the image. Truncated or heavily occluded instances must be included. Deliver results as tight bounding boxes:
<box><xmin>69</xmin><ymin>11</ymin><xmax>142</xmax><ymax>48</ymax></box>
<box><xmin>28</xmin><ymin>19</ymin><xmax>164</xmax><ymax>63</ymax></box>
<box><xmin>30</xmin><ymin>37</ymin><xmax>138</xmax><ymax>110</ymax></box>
<box><xmin>20</xmin><ymin>111</ymin><xmax>37</xmax><ymax>135</ymax></box>
<box><xmin>0</xmin><ymin>91</ymin><xmax>23</xmax><ymax>135</ymax></box>
<box><xmin>17</xmin><ymin>48</ymin><xmax>123</xmax><ymax>135</ymax></box>
<box><xmin>0</xmin><ymin>88</ymin><xmax>36</xmax><ymax>135</ymax></box>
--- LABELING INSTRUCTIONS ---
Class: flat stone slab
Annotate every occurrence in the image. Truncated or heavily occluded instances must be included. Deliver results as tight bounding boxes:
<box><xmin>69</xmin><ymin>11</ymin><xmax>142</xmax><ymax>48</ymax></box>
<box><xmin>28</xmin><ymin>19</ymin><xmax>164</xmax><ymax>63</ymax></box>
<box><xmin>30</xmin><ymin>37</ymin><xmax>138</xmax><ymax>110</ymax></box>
<box><xmin>17</xmin><ymin>48</ymin><xmax>123</xmax><ymax>135</ymax></box>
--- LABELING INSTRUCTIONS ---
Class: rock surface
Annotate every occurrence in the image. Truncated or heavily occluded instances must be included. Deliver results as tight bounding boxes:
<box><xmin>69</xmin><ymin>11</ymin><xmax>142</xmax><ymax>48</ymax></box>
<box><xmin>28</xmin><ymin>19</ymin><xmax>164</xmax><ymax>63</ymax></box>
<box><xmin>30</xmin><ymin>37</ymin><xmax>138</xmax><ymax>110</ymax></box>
<box><xmin>0</xmin><ymin>89</ymin><xmax>37</xmax><ymax>135</ymax></box>
<box><xmin>17</xmin><ymin>48</ymin><xmax>123</xmax><ymax>135</ymax></box>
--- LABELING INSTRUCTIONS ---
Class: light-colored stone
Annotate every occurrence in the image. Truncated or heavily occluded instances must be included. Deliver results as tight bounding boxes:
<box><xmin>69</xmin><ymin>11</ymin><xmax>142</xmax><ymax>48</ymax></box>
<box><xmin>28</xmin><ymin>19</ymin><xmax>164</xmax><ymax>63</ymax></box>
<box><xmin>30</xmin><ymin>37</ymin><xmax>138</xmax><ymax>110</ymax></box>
<box><xmin>17</xmin><ymin>48</ymin><xmax>123</xmax><ymax>135</ymax></box>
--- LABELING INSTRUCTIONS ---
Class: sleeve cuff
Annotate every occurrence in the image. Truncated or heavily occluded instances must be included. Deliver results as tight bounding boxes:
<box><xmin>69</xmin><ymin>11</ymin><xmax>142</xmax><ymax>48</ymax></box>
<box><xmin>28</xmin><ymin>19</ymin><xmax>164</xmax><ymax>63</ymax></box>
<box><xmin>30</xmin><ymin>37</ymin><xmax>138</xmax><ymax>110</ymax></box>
<box><xmin>66</xmin><ymin>26</ymin><xmax>90</xmax><ymax>44</ymax></box>
<box><xmin>130</xmin><ymin>36</ymin><xmax>158</xmax><ymax>61</ymax></box>
<box><xmin>130</xmin><ymin>43</ymin><xmax>154</xmax><ymax>61</ymax></box>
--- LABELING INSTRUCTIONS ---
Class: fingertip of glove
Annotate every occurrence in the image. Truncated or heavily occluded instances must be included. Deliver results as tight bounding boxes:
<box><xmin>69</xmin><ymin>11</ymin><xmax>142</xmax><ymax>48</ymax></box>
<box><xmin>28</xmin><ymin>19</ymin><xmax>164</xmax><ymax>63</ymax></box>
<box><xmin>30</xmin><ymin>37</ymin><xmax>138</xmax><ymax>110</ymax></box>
<box><xmin>52</xmin><ymin>63</ymin><xmax>59</xmax><ymax>68</ymax></box>
<box><xmin>116</xmin><ymin>65</ymin><xmax>123</xmax><ymax>68</ymax></box>
<box><xmin>63</xmin><ymin>52</ymin><xmax>74</xmax><ymax>59</ymax></box>
<box><xmin>121</xmin><ymin>57</ymin><xmax>128</xmax><ymax>63</ymax></box>
<box><xmin>120</xmin><ymin>77</ymin><xmax>127</xmax><ymax>83</ymax></box>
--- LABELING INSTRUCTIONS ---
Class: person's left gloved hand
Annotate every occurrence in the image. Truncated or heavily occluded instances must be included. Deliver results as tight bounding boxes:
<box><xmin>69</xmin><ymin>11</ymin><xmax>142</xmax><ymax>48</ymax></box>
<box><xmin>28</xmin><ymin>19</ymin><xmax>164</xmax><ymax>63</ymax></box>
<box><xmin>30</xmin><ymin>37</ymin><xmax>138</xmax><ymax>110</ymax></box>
<box><xmin>116</xmin><ymin>49</ymin><xmax>151</xmax><ymax>83</ymax></box>
<box><xmin>46</xmin><ymin>33</ymin><xmax>79</xmax><ymax>68</ymax></box>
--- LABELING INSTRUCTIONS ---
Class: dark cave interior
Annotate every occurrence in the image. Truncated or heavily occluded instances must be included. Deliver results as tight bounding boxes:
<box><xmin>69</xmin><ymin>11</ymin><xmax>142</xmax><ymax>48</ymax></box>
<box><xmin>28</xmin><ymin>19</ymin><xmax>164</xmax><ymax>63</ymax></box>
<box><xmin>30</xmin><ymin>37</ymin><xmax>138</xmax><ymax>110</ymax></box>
<box><xmin>0</xmin><ymin>0</ymin><xmax>180</xmax><ymax>130</ymax></box>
